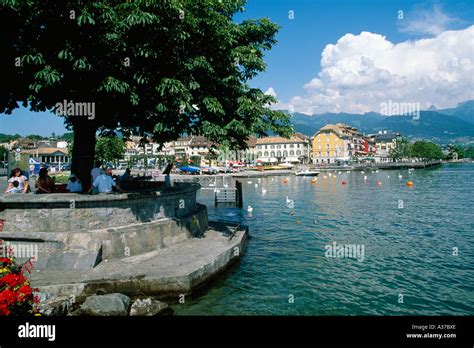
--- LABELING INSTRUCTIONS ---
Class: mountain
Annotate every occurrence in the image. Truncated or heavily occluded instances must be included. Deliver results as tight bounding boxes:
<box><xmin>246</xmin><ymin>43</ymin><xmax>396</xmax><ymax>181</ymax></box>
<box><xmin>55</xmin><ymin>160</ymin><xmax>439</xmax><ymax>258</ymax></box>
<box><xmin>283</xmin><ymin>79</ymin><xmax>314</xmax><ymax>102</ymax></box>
<box><xmin>289</xmin><ymin>100</ymin><xmax>474</xmax><ymax>142</ymax></box>
<box><xmin>290</xmin><ymin>112</ymin><xmax>387</xmax><ymax>136</ymax></box>
<box><xmin>435</xmin><ymin>100</ymin><xmax>474</xmax><ymax>125</ymax></box>
<box><xmin>378</xmin><ymin>111</ymin><xmax>474</xmax><ymax>141</ymax></box>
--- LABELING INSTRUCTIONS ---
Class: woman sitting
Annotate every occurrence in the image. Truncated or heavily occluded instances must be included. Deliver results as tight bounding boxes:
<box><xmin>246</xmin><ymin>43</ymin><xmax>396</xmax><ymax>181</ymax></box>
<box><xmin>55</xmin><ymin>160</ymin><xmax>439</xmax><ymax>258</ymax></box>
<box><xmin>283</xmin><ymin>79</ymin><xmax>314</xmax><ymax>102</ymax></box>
<box><xmin>35</xmin><ymin>168</ymin><xmax>55</xmax><ymax>194</ymax></box>
<box><xmin>5</xmin><ymin>167</ymin><xmax>29</xmax><ymax>193</ymax></box>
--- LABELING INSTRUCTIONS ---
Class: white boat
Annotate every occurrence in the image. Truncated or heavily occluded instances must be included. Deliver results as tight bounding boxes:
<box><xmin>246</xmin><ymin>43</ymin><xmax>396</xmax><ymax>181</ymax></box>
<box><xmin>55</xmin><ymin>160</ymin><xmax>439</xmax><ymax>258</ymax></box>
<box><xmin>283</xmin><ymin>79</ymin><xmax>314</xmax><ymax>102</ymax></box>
<box><xmin>295</xmin><ymin>168</ymin><xmax>320</xmax><ymax>176</ymax></box>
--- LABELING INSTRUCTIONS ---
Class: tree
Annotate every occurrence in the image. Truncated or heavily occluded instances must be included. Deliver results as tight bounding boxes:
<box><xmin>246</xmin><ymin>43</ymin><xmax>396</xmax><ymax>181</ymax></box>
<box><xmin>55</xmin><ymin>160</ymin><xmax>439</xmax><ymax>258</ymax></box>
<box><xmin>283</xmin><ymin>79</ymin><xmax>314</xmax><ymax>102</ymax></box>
<box><xmin>447</xmin><ymin>144</ymin><xmax>465</xmax><ymax>160</ymax></box>
<box><xmin>1</xmin><ymin>0</ymin><xmax>292</xmax><ymax>188</ymax></box>
<box><xmin>95</xmin><ymin>136</ymin><xmax>125</xmax><ymax>165</ymax></box>
<box><xmin>389</xmin><ymin>137</ymin><xmax>412</xmax><ymax>161</ymax></box>
<box><xmin>411</xmin><ymin>141</ymin><xmax>444</xmax><ymax>160</ymax></box>
<box><xmin>0</xmin><ymin>146</ymin><xmax>8</xmax><ymax>163</ymax></box>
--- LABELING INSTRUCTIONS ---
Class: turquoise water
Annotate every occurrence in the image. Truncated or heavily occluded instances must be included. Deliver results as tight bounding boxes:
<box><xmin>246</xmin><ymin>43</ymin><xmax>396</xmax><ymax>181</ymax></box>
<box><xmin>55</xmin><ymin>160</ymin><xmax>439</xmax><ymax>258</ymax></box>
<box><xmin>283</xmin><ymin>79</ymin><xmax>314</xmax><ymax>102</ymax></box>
<box><xmin>173</xmin><ymin>164</ymin><xmax>474</xmax><ymax>315</ymax></box>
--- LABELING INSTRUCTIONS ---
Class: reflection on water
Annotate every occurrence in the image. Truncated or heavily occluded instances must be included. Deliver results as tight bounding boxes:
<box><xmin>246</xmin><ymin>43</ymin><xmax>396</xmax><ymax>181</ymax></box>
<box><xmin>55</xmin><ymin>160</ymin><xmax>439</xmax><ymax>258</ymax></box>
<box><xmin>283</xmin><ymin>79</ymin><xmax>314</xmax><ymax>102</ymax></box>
<box><xmin>174</xmin><ymin>164</ymin><xmax>474</xmax><ymax>315</ymax></box>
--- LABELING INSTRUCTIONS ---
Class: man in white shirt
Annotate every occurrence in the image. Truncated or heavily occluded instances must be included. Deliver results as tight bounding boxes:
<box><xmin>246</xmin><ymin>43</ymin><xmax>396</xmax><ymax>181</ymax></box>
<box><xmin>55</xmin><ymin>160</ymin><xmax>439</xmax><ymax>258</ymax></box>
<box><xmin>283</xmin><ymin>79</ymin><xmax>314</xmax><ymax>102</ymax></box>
<box><xmin>66</xmin><ymin>174</ymin><xmax>83</xmax><ymax>193</ymax></box>
<box><xmin>90</xmin><ymin>169</ymin><xmax>124</xmax><ymax>193</ymax></box>
<box><xmin>90</xmin><ymin>161</ymin><xmax>102</xmax><ymax>182</ymax></box>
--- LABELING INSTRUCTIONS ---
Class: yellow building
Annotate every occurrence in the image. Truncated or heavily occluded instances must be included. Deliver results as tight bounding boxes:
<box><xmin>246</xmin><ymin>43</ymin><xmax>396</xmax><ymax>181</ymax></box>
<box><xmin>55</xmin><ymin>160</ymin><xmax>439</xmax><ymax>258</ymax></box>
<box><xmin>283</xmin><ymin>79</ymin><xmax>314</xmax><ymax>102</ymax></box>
<box><xmin>311</xmin><ymin>124</ymin><xmax>352</xmax><ymax>164</ymax></box>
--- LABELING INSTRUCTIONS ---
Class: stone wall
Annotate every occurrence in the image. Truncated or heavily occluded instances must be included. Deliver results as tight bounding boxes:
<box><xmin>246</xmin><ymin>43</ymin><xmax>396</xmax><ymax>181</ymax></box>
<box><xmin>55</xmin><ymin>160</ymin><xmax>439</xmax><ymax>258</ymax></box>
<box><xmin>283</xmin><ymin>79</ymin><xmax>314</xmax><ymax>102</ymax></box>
<box><xmin>0</xmin><ymin>183</ymin><xmax>200</xmax><ymax>232</ymax></box>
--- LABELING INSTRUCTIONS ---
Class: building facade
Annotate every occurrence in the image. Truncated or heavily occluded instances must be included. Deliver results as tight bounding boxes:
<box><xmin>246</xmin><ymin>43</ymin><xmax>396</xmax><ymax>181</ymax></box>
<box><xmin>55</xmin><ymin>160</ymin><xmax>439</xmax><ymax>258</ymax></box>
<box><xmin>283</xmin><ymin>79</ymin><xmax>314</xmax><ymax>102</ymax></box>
<box><xmin>256</xmin><ymin>134</ymin><xmax>310</xmax><ymax>164</ymax></box>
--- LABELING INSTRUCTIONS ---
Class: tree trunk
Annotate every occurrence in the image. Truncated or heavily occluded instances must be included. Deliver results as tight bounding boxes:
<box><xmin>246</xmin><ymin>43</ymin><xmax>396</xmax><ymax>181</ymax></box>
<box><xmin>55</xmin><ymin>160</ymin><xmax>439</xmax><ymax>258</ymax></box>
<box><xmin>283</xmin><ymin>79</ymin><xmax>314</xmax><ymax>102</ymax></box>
<box><xmin>71</xmin><ymin>119</ymin><xmax>97</xmax><ymax>192</ymax></box>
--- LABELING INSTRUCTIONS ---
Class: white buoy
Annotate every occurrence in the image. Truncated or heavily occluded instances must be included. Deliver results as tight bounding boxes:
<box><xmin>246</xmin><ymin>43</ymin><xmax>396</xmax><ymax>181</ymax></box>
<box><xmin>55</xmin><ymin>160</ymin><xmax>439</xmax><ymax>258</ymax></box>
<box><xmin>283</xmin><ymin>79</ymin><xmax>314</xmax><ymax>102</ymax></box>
<box><xmin>262</xmin><ymin>188</ymin><xmax>267</xmax><ymax>195</ymax></box>
<box><xmin>286</xmin><ymin>196</ymin><xmax>291</xmax><ymax>204</ymax></box>
<box><xmin>361</xmin><ymin>171</ymin><xmax>365</xmax><ymax>174</ymax></box>
<box><xmin>387</xmin><ymin>175</ymin><xmax>390</xmax><ymax>178</ymax></box>
<box><xmin>323</xmin><ymin>175</ymin><xmax>327</xmax><ymax>179</ymax></box>
<box><xmin>247</xmin><ymin>181</ymin><xmax>252</xmax><ymax>184</ymax></box>
<box><xmin>364</xmin><ymin>175</ymin><xmax>368</xmax><ymax>180</ymax></box>
<box><xmin>255</xmin><ymin>183</ymin><xmax>258</xmax><ymax>188</ymax></box>
<box><xmin>398</xmin><ymin>174</ymin><xmax>403</xmax><ymax>179</ymax></box>
<box><xmin>257</xmin><ymin>178</ymin><xmax>261</xmax><ymax>182</ymax></box>
<box><xmin>247</xmin><ymin>205</ymin><xmax>253</xmax><ymax>212</ymax></box>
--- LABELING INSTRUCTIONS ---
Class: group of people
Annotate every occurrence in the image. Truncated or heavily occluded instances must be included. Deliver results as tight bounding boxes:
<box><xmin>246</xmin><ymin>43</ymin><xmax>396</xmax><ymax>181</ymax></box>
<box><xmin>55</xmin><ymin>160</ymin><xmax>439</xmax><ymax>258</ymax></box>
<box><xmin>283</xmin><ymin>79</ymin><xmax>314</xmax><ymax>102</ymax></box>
<box><xmin>3</xmin><ymin>163</ymin><xmax>131</xmax><ymax>195</ymax></box>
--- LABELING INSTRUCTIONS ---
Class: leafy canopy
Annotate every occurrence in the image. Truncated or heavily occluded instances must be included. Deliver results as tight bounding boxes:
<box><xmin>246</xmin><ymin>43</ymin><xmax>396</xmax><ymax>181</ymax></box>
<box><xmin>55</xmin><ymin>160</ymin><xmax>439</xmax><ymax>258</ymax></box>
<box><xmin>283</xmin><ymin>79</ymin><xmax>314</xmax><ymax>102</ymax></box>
<box><xmin>0</xmin><ymin>0</ymin><xmax>292</xmax><ymax>149</ymax></box>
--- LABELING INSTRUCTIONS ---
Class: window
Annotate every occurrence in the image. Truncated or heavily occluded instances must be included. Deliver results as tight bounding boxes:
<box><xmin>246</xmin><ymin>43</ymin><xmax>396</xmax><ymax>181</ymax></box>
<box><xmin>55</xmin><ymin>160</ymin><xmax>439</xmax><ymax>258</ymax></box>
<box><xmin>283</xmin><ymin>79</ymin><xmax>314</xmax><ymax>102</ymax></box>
<box><xmin>318</xmin><ymin>152</ymin><xmax>321</xmax><ymax>156</ymax></box>
<box><xmin>277</xmin><ymin>151</ymin><xmax>281</xmax><ymax>157</ymax></box>
<box><xmin>296</xmin><ymin>150</ymin><xmax>301</xmax><ymax>156</ymax></box>
<box><xmin>284</xmin><ymin>144</ymin><xmax>287</xmax><ymax>148</ymax></box>
<box><xmin>270</xmin><ymin>145</ymin><xmax>275</xmax><ymax>149</ymax></box>
<box><xmin>283</xmin><ymin>150</ymin><xmax>288</xmax><ymax>157</ymax></box>
<box><xmin>264</xmin><ymin>151</ymin><xmax>268</xmax><ymax>157</ymax></box>
<box><xmin>277</xmin><ymin>145</ymin><xmax>281</xmax><ymax>149</ymax></box>
<box><xmin>258</xmin><ymin>151</ymin><xmax>262</xmax><ymax>157</ymax></box>
<box><xmin>318</xmin><ymin>144</ymin><xmax>321</xmax><ymax>149</ymax></box>
<box><xmin>325</xmin><ymin>131</ymin><xmax>330</xmax><ymax>136</ymax></box>
<box><xmin>326</xmin><ymin>151</ymin><xmax>329</xmax><ymax>156</ymax></box>
<box><xmin>270</xmin><ymin>151</ymin><xmax>275</xmax><ymax>157</ymax></box>
<box><xmin>290</xmin><ymin>144</ymin><xmax>294</xmax><ymax>148</ymax></box>
<box><xmin>326</xmin><ymin>144</ymin><xmax>329</xmax><ymax>149</ymax></box>
<box><xmin>290</xmin><ymin>150</ymin><xmax>294</xmax><ymax>156</ymax></box>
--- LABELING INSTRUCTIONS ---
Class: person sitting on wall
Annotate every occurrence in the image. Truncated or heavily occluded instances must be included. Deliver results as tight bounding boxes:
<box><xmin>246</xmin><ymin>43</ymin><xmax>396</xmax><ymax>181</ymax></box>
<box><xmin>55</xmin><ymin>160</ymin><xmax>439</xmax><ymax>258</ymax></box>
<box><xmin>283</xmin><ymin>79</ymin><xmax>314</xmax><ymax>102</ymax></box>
<box><xmin>5</xmin><ymin>180</ymin><xmax>21</xmax><ymax>194</ymax></box>
<box><xmin>35</xmin><ymin>168</ymin><xmax>55</xmax><ymax>194</ymax></box>
<box><xmin>66</xmin><ymin>174</ymin><xmax>82</xmax><ymax>193</ymax></box>
<box><xmin>5</xmin><ymin>167</ymin><xmax>29</xmax><ymax>193</ymax></box>
<box><xmin>120</xmin><ymin>168</ymin><xmax>132</xmax><ymax>182</ymax></box>
<box><xmin>89</xmin><ymin>168</ymin><xmax>124</xmax><ymax>194</ymax></box>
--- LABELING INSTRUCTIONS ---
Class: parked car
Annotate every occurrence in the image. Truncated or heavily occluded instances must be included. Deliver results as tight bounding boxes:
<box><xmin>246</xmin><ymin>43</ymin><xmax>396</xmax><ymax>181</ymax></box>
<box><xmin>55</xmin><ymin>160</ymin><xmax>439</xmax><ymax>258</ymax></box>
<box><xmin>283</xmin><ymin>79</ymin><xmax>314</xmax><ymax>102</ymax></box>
<box><xmin>60</xmin><ymin>163</ymin><xmax>71</xmax><ymax>171</ymax></box>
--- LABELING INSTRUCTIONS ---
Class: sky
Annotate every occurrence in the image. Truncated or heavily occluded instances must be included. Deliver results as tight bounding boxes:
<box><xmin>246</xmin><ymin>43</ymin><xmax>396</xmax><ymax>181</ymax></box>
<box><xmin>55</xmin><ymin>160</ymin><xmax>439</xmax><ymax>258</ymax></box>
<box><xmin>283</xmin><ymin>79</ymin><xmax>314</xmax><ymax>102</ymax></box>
<box><xmin>1</xmin><ymin>0</ymin><xmax>473</xmax><ymax>136</ymax></box>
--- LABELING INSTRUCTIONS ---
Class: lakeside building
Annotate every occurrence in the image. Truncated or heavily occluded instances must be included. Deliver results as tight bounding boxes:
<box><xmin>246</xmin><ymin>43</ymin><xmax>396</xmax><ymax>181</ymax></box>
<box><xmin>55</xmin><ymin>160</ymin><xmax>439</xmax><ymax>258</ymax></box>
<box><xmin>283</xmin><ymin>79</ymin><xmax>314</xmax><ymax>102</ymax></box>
<box><xmin>367</xmin><ymin>131</ymin><xmax>401</xmax><ymax>162</ymax></box>
<box><xmin>311</xmin><ymin>124</ymin><xmax>378</xmax><ymax>164</ymax></box>
<box><xmin>256</xmin><ymin>133</ymin><xmax>310</xmax><ymax>164</ymax></box>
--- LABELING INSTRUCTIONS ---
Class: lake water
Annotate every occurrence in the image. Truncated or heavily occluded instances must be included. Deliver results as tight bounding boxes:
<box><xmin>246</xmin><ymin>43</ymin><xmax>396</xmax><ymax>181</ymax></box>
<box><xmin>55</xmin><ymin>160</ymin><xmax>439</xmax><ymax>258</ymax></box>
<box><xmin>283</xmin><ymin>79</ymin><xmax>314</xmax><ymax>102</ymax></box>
<box><xmin>173</xmin><ymin>164</ymin><xmax>474</xmax><ymax>315</ymax></box>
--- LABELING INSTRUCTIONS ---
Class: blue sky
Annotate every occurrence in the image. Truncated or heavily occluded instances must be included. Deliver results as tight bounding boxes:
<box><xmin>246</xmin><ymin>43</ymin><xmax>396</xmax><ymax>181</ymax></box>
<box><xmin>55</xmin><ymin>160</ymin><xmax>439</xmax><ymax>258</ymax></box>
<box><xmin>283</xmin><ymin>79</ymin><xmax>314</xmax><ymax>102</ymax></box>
<box><xmin>1</xmin><ymin>0</ymin><xmax>473</xmax><ymax>135</ymax></box>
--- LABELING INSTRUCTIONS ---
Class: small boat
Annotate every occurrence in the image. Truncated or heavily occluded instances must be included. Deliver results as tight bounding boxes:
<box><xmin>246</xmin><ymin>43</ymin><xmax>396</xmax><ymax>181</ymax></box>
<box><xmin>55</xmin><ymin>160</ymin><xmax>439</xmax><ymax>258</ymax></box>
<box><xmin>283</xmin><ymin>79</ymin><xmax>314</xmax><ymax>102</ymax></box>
<box><xmin>295</xmin><ymin>168</ymin><xmax>320</xmax><ymax>177</ymax></box>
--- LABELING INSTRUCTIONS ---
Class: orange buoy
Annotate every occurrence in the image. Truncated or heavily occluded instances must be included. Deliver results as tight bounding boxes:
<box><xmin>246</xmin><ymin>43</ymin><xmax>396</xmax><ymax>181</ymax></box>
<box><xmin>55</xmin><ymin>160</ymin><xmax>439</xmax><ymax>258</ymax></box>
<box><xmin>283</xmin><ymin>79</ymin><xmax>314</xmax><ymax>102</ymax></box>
<box><xmin>406</xmin><ymin>181</ymin><xmax>414</xmax><ymax>187</ymax></box>
<box><xmin>341</xmin><ymin>180</ymin><xmax>347</xmax><ymax>185</ymax></box>
<box><xmin>377</xmin><ymin>181</ymin><xmax>382</xmax><ymax>186</ymax></box>
<box><xmin>282</xmin><ymin>178</ymin><xmax>289</xmax><ymax>183</ymax></box>
<box><xmin>310</xmin><ymin>178</ymin><xmax>317</xmax><ymax>184</ymax></box>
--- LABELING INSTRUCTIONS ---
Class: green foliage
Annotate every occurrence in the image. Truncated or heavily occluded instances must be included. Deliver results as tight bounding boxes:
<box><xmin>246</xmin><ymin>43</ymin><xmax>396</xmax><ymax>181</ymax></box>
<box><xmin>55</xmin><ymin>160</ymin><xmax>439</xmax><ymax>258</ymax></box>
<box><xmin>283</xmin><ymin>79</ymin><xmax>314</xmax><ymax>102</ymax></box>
<box><xmin>0</xmin><ymin>145</ymin><xmax>8</xmax><ymax>161</ymax></box>
<box><xmin>447</xmin><ymin>144</ymin><xmax>465</xmax><ymax>159</ymax></box>
<box><xmin>411</xmin><ymin>141</ymin><xmax>444</xmax><ymax>160</ymax></box>
<box><xmin>389</xmin><ymin>137</ymin><xmax>412</xmax><ymax>161</ymax></box>
<box><xmin>94</xmin><ymin>136</ymin><xmax>125</xmax><ymax>163</ymax></box>
<box><xmin>1</xmin><ymin>0</ymin><xmax>292</xmax><ymax>152</ymax></box>
<box><xmin>0</xmin><ymin>134</ymin><xmax>21</xmax><ymax>143</ymax></box>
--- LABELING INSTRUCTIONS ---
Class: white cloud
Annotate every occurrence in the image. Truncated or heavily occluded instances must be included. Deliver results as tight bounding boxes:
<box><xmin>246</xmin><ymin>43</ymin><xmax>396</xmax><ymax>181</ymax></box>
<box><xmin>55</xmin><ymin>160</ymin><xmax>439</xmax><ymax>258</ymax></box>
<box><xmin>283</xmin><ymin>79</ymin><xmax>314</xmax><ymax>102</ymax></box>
<box><xmin>264</xmin><ymin>87</ymin><xmax>277</xmax><ymax>98</ymax></box>
<box><xmin>283</xmin><ymin>25</ymin><xmax>474</xmax><ymax>115</ymax></box>
<box><xmin>398</xmin><ymin>4</ymin><xmax>461</xmax><ymax>36</ymax></box>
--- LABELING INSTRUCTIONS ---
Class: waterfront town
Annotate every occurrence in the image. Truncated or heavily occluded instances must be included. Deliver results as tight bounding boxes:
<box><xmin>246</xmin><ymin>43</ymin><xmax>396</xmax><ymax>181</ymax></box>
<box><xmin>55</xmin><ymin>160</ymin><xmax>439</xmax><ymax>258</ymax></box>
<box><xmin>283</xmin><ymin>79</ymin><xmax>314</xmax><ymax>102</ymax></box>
<box><xmin>0</xmin><ymin>124</ymin><xmax>426</xmax><ymax>175</ymax></box>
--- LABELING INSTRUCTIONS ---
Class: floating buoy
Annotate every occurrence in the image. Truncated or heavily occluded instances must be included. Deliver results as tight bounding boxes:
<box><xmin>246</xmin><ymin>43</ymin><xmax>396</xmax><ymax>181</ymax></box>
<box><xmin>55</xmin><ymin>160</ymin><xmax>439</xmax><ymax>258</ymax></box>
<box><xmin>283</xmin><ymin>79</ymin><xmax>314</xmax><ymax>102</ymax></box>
<box><xmin>328</xmin><ymin>173</ymin><xmax>332</xmax><ymax>177</ymax></box>
<box><xmin>364</xmin><ymin>175</ymin><xmax>368</xmax><ymax>180</ymax></box>
<box><xmin>247</xmin><ymin>181</ymin><xmax>252</xmax><ymax>184</ymax></box>
<box><xmin>247</xmin><ymin>205</ymin><xmax>253</xmax><ymax>212</ymax></box>
<box><xmin>323</xmin><ymin>176</ymin><xmax>327</xmax><ymax>179</ymax></box>
<box><xmin>255</xmin><ymin>183</ymin><xmax>258</xmax><ymax>188</ymax></box>
<box><xmin>313</xmin><ymin>220</ymin><xmax>317</xmax><ymax>225</ymax></box>
<box><xmin>262</xmin><ymin>188</ymin><xmax>267</xmax><ymax>195</ymax></box>
<box><xmin>361</xmin><ymin>171</ymin><xmax>365</xmax><ymax>174</ymax></box>
<box><xmin>406</xmin><ymin>181</ymin><xmax>414</xmax><ymax>187</ymax></box>
<box><xmin>257</xmin><ymin>178</ymin><xmax>261</xmax><ymax>182</ymax></box>
<box><xmin>377</xmin><ymin>181</ymin><xmax>382</xmax><ymax>186</ymax></box>
<box><xmin>398</xmin><ymin>174</ymin><xmax>403</xmax><ymax>179</ymax></box>
<box><xmin>376</xmin><ymin>170</ymin><xmax>379</xmax><ymax>173</ymax></box>
<box><xmin>310</xmin><ymin>178</ymin><xmax>317</xmax><ymax>184</ymax></box>
<box><xmin>342</xmin><ymin>180</ymin><xmax>347</xmax><ymax>185</ymax></box>
<box><xmin>387</xmin><ymin>175</ymin><xmax>390</xmax><ymax>178</ymax></box>
<box><xmin>282</xmin><ymin>178</ymin><xmax>289</xmax><ymax>183</ymax></box>
<box><xmin>338</xmin><ymin>171</ymin><xmax>342</xmax><ymax>174</ymax></box>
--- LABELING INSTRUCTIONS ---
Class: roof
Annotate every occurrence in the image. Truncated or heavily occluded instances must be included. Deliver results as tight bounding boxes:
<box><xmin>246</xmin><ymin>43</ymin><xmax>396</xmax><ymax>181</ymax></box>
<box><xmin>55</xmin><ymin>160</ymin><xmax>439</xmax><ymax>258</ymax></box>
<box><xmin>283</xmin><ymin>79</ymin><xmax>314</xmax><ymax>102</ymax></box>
<box><xmin>315</xmin><ymin>124</ymin><xmax>349</xmax><ymax>138</ymax></box>
<box><xmin>256</xmin><ymin>135</ymin><xmax>307</xmax><ymax>145</ymax></box>
<box><xmin>36</xmin><ymin>147</ymin><xmax>68</xmax><ymax>155</ymax></box>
